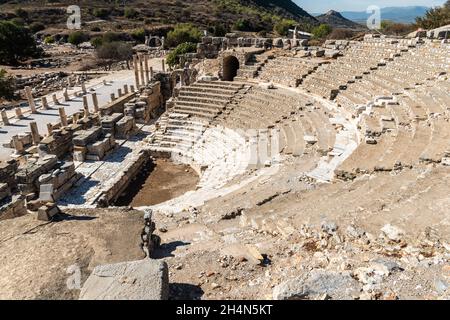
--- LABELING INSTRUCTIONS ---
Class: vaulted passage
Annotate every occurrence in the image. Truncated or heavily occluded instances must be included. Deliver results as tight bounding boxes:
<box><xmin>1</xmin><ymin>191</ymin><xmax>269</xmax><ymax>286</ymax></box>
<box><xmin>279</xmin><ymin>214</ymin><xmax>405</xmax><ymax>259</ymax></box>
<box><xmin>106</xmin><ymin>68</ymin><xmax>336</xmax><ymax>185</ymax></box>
<box><xmin>223</xmin><ymin>56</ymin><xmax>240</xmax><ymax>81</ymax></box>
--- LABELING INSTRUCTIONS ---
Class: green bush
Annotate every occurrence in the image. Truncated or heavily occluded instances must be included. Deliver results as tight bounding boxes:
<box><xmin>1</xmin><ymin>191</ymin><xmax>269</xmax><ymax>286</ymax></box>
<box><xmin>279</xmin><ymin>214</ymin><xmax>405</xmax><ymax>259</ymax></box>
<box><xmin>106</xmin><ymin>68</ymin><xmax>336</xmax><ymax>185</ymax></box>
<box><xmin>90</xmin><ymin>37</ymin><xmax>103</xmax><ymax>48</ymax></box>
<box><xmin>0</xmin><ymin>21</ymin><xmax>41</xmax><ymax>65</ymax></box>
<box><xmin>29</xmin><ymin>22</ymin><xmax>45</xmax><ymax>33</ymax></box>
<box><xmin>96</xmin><ymin>41</ymin><xmax>133</xmax><ymax>70</ymax></box>
<box><xmin>44</xmin><ymin>36</ymin><xmax>55</xmax><ymax>44</ymax></box>
<box><xmin>416</xmin><ymin>0</ymin><xmax>450</xmax><ymax>29</ymax></box>
<box><xmin>131</xmin><ymin>28</ymin><xmax>146</xmax><ymax>43</ymax></box>
<box><xmin>102</xmin><ymin>31</ymin><xmax>121</xmax><ymax>43</ymax></box>
<box><xmin>312</xmin><ymin>24</ymin><xmax>332</xmax><ymax>39</ymax></box>
<box><xmin>0</xmin><ymin>69</ymin><xmax>15</xmax><ymax>100</ymax></box>
<box><xmin>233</xmin><ymin>18</ymin><xmax>252</xmax><ymax>31</ymax></box>
<box><xmin>273</xmin><ymin>19</ymin><xmax>296</xmax><ymax>36</ymax></box>
<box><xmin>166</xmin><ymin>42</ymin><xmax>197</xmax><ymax>68</ymax></box>
<box><xmin>93</xmin><ymin>8</ymin><xmax>111</xmax><ymax>19</ymax></box>
<box><xmin>124</xmin><ymin>7</ymin><xmax>138</xmax><ymax>19</ymax></box>
<box><xmin>68</xmin><ymin>31</ymin><xmax>89</xmax><ymax>45</ymax></box>
<box><xmin>166</xmin><ymin>24</ymin><xmax>202</xmax><ymax>48</ymax></box>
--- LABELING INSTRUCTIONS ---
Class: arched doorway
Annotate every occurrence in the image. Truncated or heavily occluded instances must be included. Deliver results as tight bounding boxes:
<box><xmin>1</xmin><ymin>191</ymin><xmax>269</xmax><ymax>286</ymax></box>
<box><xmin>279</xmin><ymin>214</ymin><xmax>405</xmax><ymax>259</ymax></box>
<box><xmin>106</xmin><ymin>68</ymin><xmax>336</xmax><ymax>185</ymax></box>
<box><xmin>223</xmin><ymin>56</ymin><xmax>239</xmax><ymax>81</ymax></box>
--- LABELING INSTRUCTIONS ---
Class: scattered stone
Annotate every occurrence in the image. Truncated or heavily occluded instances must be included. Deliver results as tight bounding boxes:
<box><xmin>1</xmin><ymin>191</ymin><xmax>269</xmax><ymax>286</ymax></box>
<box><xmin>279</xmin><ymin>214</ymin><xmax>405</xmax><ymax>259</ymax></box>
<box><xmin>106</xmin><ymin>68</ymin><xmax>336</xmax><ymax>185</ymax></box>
<box><xmin>381</xmin><ymin>224</ymin><xmax>405</xmax><ymax>242</ymax></box>
<box><xmin>273</xmin><ymin>270</ymin><xmax>361</xmax><ymax>300</ymax></box>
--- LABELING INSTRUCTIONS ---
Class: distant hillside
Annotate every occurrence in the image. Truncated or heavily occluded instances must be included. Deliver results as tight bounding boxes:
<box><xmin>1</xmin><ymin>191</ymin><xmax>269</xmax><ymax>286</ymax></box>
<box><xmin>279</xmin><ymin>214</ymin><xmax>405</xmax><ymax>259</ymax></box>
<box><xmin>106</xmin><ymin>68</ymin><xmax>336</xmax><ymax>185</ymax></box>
<box><xmin>0</xmin><ymin>0</ymin><xmax>318</xmax><ymax>32</ymax></box>
<box><xmin>340</xmin><ymin>6</ymin><xmax>429</xmax><ymax>24</ymax></box>
<box><xmin>316</xmin><ymin>10</ymin><xmax>364</xmax><ymax>29</ymax></box>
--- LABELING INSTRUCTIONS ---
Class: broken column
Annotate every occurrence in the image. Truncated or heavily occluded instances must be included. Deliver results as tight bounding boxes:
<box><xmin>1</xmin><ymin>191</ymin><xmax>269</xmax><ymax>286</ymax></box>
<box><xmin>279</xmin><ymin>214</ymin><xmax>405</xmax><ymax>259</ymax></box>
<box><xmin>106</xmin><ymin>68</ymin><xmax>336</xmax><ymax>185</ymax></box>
<box><xmin>58</xmin><ymin>107</ymin><xmax>68</xmax><ymax>127</ymax></box>
<box><xmin>110</xmin><ymin>93</ymin><xmax>116</xmax><ymax>102</ymax></box>
<box><xmin>124</xmin><ymin>84</ymin><xmax>129</xmax><ymax>94</ymax></box>
<box><xmin>92</xmin><ymin>93</ymin><xmax>99</xmax><ymax>113</ymax></box>
<box><xmin>15</xmin><ymin>107</ymin><xmax>23</xmax><ymax>119</ymax></box>
<box><xmin>150</xmin><ymin>66</ymin><xmax>154</xmax><ymax>79</ymax></box>
<box><xmin>29</xmin><ymin>122</ymin><xmax>41</xmax><ymax>145</ymax></box>
<box><xmin>144</xmin><ymin>55</ymin><xmax>150</xmax><ymax>85</ymax></box>
<box><xmin>162</xmin><ymin>59</ymin><xmax>166</xmax><ymax>73</ymax></box>
<box><xmin>139</xmin><ymin>55</ymin><xmax>145</xmax><ymax>87</ymax></box>
<box><xmin>1</xmin><ymin>109</ymin><xmax>10</xmax><ymax>125</ymax></box>
<box><xmin>83</xmin><ymin>96</ymin><xmax>90</xmax><ymax>117</ymax></box>
<box><xmin>133</xmin><ymin>56</ymin><xmax>140</xmax><ymax>89</ymax></box>
<box><xmin>118</xmin><ymin>88</ymin><xmax>122</xmax><ymax>97</ymax></box>
<box><xmin>12</xmin><ymin>135</ymin><xmax>24</xmax><ymax>154</ymax></box>
<box><xmin>41</xmin><ymin>96</ymin><xmax>49</xmax><ymax>110</ymax></box>
<box><xmin>46</xmin><ymin>123</ymin><xmax>53</xmax><ymax>136</ymax></box>
<box><xmin>130</xmin><ymin>85</ymin><xmax>135</xmax><ymax>92</ymax></box>
<box><xmin>81</xmin><ymin>82</ymin><xmax>87</xmax><ymax>95</ymax></box>
<box><xmin>24</xmin><ymin>86</ymin><xmax>37</xmax><ymax>113</ymax></box>
<box><xmin>63</xmin><ymin>88</ymin><xmax>70</xmax><ymax>102</ymax></box>
<box><xmin>52</xmin><ymin>94</ymin><xmax>59</xmax><ymax>105</ymax></box>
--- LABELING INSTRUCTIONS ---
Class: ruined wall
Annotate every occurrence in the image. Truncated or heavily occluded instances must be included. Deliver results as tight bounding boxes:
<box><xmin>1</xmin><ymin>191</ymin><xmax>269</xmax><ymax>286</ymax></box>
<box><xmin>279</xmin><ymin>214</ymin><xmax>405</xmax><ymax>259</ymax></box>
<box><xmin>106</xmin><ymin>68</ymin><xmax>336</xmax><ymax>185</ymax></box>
<box><xmin>96</xmin><ymin>150</ymin><xmax>149</xmax><ymax>207</ymax></box>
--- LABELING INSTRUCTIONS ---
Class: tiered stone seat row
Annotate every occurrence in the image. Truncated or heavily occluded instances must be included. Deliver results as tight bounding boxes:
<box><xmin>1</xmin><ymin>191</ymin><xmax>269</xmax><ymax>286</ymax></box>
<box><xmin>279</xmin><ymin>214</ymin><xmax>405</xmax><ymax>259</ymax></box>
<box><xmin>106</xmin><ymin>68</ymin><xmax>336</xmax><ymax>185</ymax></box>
<box><xmin>303</xmin><ymin>38</ymin><xmax>415</xmax><ymax>99</ymax></box>
<box><xmin>336</xmin><ymin>78</ymin><xmax>450</xmax><ymax>179</ymax></box>
<box><xmin>256</xmin><ymin>56</ymin><xmax>320</xmax><ymax>87</ymax></box>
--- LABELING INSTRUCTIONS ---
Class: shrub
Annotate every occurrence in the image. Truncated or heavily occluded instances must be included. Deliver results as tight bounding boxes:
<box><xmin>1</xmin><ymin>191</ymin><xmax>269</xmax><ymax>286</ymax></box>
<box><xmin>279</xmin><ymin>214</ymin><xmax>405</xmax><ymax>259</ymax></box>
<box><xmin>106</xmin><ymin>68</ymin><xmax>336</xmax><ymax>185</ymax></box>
<box><xmin>274</xmin><ymin>19</ymin><xmax>296</xmax><ymax>36</ymax></box>
<box><xmin>44</xmin><ymin>36</ymin><xmax>55</xmax><ymax>44</ymax></box>
<box><xmin>92</xmin><ymin>8</ymin><xmax>110</xmax><ymax>19</ymax></box>
<box><xmin>124</xmin><ymin>7</ymin><xmax>138</xmax><ymax>19</ymax></box>
<box><xmin>0</xmin><ymin>21</ymin><xmax>41</xmax><ymax>65</ymax></box>
<box><xmin>0</xmin><ymin>69</ymin><xmax>15</xmax><ymax>100</ymax></box>
<box><xmin>233</xmin><ymin>18</ymin><xmax>252</xmax><ymax>31</ymax></box>
<box><xmin>416</xmin><ymin>0</ymin><xmax>450</xmax><ymax>29</ymax></box>
<box><xmin>166</xmin><ymin>42</ymin><xmax>197</xmax><ymax>68</ymax></box>
<box><xmin>312</xmin><ymin>24</ymin><xmax>332</xmax><ymax>39</ymax></box>
<box><xmin>131</xmin><ymin>28</ymin><xmax>146</xmax><ymax>43</ymax></box>
<box><xmin>68</xmin><ymin>31</ymin><xmax>89</xmax><ymax>45</ymax></box>
<box><xmin>166</xmin><ymin>23</ymin><xmax>202</xmax><ymax>48</ymax></box>
<box><xmin>96</xmin><ymin>41</ymin><xmax>133</xmax><ymax>70</ymax></box>
<box><xmin>29</xmin><ymin>22</ymin><xmax>45</xmax><ymax>33</ymax></box>
<box><xmin>90</xmin><ymin>36</ymin><xmax>103</xmax><ymax>48</ymax></box>
<box><xmin>102</xmin><ymin>31</ymin><xmax>121</xmax><ymax>43</ymax></box>
<box><xmin>328</xmin><ymin>28</ymin><xmax>355</xmax><ymax>40</ymax></box>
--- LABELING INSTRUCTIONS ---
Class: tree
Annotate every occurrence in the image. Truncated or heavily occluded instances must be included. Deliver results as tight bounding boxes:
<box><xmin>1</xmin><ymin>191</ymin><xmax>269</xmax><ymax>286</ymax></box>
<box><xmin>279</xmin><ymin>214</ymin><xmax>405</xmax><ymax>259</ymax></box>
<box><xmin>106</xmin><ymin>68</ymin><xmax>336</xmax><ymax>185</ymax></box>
<box><xmin>96</xmin><ymin>42</ymin><xmax>133</xmax><ymax>70</ymax></box>
<box><xmin>274</xmin><ymin>19</ymin><xmax>296</xmax><ymax>36</ymax></box>
<box><xmin>166</xmin><ymin>42</ymin><xmax>197</xmax><ymax>68</ymax></box>
<box><xmin>0</xmin><ymin>69</ymin><xmax>15</xmax><ymax>100</ymax></box>
<box><xmin>0</xmin><ymin>21</ymin><xmax>41</xmax><ymax>65</ymax></box>
<box><xmin>416</xmin><ymin>1</ymin><xmax>450</xmax><ymax>29</ymax></box>
<box><xmin>312</xmin><ymin>24</ymin><xmax>332</xmax><ymax>39</ymax></box>
<box><xmin>166</xmin><ymin>24</ymin><xmax>202</xmax><ymax>48</ymax></box>
<box><xmin>233</xmin><ymin>18</ymin><xmax>252</xmax><ymax>31</ymax></box>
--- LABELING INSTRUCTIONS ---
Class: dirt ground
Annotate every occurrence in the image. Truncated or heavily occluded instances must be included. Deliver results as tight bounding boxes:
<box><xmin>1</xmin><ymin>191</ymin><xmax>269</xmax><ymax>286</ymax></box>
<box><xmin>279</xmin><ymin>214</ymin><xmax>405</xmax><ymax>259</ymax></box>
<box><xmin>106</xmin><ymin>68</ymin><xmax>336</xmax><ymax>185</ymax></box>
<box><xmin>0</xmin><ymin>208</ymin><xmax>145</xmax><ymax>300</ymax></box>
<box><xmin>127</xmin><ymin>159</ymin><xmax>199</xmax><ymax>207</ymax></box>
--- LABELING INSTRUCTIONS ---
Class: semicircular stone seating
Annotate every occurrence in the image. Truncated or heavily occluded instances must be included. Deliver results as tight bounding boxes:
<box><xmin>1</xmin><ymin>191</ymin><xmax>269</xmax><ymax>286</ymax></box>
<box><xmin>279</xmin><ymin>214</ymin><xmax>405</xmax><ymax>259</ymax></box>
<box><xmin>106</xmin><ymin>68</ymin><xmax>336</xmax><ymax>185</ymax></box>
<box><xmin>145</xmin><ymin>36</ymin><xmax>449</xmax><ymax>213</ymax></box>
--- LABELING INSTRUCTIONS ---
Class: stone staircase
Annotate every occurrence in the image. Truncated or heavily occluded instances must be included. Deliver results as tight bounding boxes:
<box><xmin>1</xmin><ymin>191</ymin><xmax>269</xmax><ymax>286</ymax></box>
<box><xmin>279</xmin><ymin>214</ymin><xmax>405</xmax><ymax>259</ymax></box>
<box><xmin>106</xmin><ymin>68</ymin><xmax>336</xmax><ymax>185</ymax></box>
<box><xmin>234</xmin><ymin>53</ymin><xmax>270</xmax><ymax>82</ymax></box>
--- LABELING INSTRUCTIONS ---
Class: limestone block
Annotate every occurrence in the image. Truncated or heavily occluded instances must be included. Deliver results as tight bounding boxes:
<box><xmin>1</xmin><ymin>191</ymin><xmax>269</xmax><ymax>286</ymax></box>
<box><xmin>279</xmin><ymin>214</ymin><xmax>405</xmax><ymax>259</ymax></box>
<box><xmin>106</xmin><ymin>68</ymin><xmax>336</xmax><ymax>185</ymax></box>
<box><xmin>79</xmin><ymin>259</ymin><xmax>169</xmax><ymax>300</ymax></box>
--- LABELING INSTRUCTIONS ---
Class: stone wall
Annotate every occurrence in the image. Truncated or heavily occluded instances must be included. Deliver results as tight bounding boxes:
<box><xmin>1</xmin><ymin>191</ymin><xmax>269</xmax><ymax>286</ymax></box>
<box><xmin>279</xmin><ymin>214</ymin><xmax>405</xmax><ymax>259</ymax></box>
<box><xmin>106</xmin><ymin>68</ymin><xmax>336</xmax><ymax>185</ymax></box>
<box><xmin>100</xmin><ymin>92</ymin><xmax>138</xmax><ymax>116</ymax></box>
<box><xmin>0</xmin><ymin>195</ymin><xmax>27</xmax><ymax>221</ymax></box>
<box><xmin>15</xmin><ymin>155</ymin><xmax>59</xmax><ymax>195</ymax></box>
<box><xmin>38</xmin><ymin>128</ymin><xmax>74</xmax><ymax>159</ymax></box>
<box><xmin>196</xmin><ymin>34</ymin><xmax>308</xmax><ymax>59</ymax></box>
<box><xmin>96</xmin><ymin>150</ymin><xmax>149</xmax><ymax>207</ymax></box>
<box><xmin>0</xmin><ymin>160</ymin><xmax>18</xmax><ymax>191</ymax></box>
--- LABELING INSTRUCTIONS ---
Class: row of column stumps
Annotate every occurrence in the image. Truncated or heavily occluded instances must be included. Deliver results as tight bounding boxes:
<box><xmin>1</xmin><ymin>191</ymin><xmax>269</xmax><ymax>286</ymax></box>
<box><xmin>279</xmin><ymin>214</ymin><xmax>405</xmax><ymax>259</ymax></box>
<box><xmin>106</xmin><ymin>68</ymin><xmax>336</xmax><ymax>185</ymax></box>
<box><xmin>133</xmin><ymin>54</ymin><xmax>162</xmax><ymax>90</ymax></box>
<box><xmin>3</xmin><ymin>62</ymin><xmax>144</xmax><ymax>156</ymax></box>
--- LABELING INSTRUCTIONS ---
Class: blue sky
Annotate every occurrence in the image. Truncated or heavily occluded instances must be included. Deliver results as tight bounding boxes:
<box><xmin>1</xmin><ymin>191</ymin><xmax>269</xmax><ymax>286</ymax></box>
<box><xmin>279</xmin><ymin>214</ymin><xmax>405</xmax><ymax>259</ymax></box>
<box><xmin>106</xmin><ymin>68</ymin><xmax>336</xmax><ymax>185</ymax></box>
<box><xmin>295</xmin><ymin>0</ymin><xmax>447</xmax><ymax>13</ymax></box>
